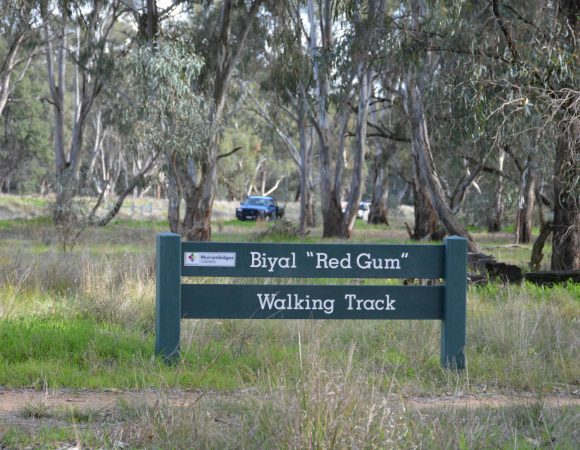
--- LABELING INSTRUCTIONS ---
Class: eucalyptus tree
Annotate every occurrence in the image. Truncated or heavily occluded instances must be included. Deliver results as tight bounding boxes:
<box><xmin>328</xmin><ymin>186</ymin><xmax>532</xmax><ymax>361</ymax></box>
<box><xmin>306</xmin><ymin>0</ymin><xmax>383</xmax><ymax>238</ymax></box>
<box><xmin>162</xmin><ymin>0</ymin><xmax>264</xmax><ymax>240</ymax></box>
<box><xmin>0</xmin><ymin>0</ymin><xmax>40</xmax><ymax>119</ymax></box>
<box><xmin>0</xmin><ymin>1</ymin><xmax>47</xmax><ymax>194</ymax></box>
<box><xmin>366</xmin><ymin>103</ymin><xmax>398</xmax><ymax>225</ymax></box>
<box><xmin>38</xmin><ymin>0</ymin><xmax>173</xmax><ymax>248</ymax></box>
<box><xmin>395</xmin><ymin>1</ymin><xmax>513</xmax><ymax>242</ymax></box>
<box><xmin>421</xmin><ymin>0</ymin><xmax>579</xmax><ymax>269</ymax></box>
<box><xmin>367</xmin><ymin>1</ymin><xmax>443</xmax><ymax>240</ymax></box>
<box><xmin>366</xmin><ymin>69</ymin><xmax>413</xmax><ymax>227</ymax></box>
<box><xmin>41</xmin><ymin>0</ymin><xmax>124</xmax><ymax>235</ymax></box>
<box><xmin>0</xmin><ymin>63</ymin><xmax>51</xmax><ymax>193</ymax></box>
<box><xmin>550</xmin><ymin>1</ymin><xmax>579</xmax><ymax>270</ymax></box>
<box><xmin>511</xmin><ymin>134</ymin><xmax>539</xmax><ymax>243</ymax></box>
<box><xmin>487</xmin><ymin>147</ymin><xmax>506</xmax><ymax>232</ymax></box>
<box><xmin>442</xmin><ymin>1</ymin><xmax>571</xmax><ymax>248</ymax></box>
<box><xmin>430</xmin><ymin>0</ymin><xmax>576</xmax><ymax>267</ymax></box>
<box><xmin>247</xmin><ymin>1</ymin><xmax>317</xmax><ymax>233</ymax></box>
<box><xmin>88</xmin><ymin>40</ymin><xmax>205</xmax><ymax>227</ymax></box>
<box><xmin>400</xmin><ymin>0</ymin><xmax>479</xmax><ymax>252</ymax></box>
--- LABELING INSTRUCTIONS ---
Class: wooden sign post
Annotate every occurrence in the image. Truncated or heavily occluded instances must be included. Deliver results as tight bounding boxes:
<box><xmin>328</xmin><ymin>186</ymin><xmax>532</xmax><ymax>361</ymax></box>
<box><xmin>155</xmin><ymin>233</ymin><xmax>467</xmax><ymax>369</ymax></box>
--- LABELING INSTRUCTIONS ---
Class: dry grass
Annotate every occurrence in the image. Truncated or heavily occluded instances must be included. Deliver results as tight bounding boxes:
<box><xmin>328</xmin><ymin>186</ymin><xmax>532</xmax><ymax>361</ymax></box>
<box><xmin>0</xmin><ymin>215</ymin><xmax>578</xmax><ymax>448</ymax></box>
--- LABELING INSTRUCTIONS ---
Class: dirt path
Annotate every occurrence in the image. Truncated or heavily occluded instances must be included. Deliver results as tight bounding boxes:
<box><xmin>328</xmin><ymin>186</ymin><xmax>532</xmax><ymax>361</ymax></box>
<box><xmin>1</xmin><ymin>387</ymin><xmax>578</xmax><ymax>416</ymax></box>
<box><xmin>405</xmin><ymin>392</ymin><xmax>579</xmax><ymax>409</ymax></box>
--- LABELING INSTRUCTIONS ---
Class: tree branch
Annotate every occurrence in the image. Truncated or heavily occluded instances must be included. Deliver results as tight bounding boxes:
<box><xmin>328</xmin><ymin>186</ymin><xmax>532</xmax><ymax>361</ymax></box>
<box><xmin>217</xmin><ymin>146</ymin><xmax>243</xmax><ymax>161</ymax></box>
<box><xmin>464</xmin><ymin>156</ymin><xmax>517</xmax><ymax>182</ymax></box>
<box><xmin>366</xmin><ymin>121</ymin><xmax>410</xmax><ymax>143</ymax></box>
<box><xmin>450</xmin><ymin>162</ymin><xmax>484</xmax><ymax>214</ymax></box>
<box><xmin>502</xmin><ymin>144</ymin><xmax>524</xmax><ymax>174</ymax></box>
<box><xmin>263</xmin><ymin>176</ymin><xmax>285</xmax><ymax>196</ymax></box>
<box><xmin>490</xmin><ymin>0</ymin><xmax>519</xmax><ymax>62</ymax></box>
<box><xmin>90</xmin><ymin>150</ymin><xmax>161</xmax><ymax>227</ymax></box>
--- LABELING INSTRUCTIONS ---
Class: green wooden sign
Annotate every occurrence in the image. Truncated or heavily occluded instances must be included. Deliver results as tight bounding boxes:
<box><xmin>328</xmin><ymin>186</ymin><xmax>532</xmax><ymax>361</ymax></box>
<box><xmin>156</xmin><ymin>233</ymin><xmax>467</xmax><ymax>369</ymax></box>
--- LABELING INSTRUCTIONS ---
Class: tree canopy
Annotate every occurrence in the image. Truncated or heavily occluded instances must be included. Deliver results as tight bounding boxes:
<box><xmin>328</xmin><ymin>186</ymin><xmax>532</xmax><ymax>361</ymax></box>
<box><xmin>0</xmin><ymin>0</ymin><xmax>577</xmax><ymax>269</ymax></box>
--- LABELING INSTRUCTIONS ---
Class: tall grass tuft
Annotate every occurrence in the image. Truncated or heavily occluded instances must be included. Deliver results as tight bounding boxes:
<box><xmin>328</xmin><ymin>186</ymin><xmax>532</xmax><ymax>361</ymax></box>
<box><xmin>404</xmin><ymin>402</ymin><xmax>579</xmax><ymax>448</ymax></box>
<box><xmin>468</xmin><ymin>283</ymin><xmax>579</xmax><ymax>391</ymax></box>
<box><xmin>73</xmin><ymin>252</ymin><xmax>155</xmax><ymax>331</ymax></box>
<box><xmin>106</xmin><ymin>339</ymin><xmax>408</xmax><ymax>449</ymax></box>
<box><xmin>241</xmin><ymin>339</ymin><xmax>407</xmax><ymax>448</ymax></box>
<box><xmin>113</xmin><ymin>392</ymin><xmax>242</xmax><ymax>448</ymax></box>
<box><xmin>0</xmin><ymin>248</ymin><xmax>155</xmax><ymax>331</ymax></box>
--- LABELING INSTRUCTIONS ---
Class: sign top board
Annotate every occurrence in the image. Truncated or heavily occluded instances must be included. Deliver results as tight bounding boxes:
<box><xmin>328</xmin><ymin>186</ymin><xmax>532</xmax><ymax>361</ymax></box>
<box><xmin>180</xmin><ymin>242</ymin><xmax>445</xmax><ymax>279</ymax></box>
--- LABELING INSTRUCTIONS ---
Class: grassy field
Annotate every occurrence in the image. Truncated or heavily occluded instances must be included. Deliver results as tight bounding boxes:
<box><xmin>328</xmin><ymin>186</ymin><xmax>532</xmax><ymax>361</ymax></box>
<box><xmin>0</xmin><ymin>198</ymin><xmax>578</xmax><ymax>448</ymax></box>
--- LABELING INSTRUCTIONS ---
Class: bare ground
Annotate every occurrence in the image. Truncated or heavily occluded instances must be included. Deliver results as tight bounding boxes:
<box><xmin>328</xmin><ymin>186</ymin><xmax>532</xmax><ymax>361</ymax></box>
<box><xmin>1</xmin><ymin>387</ymin><xmax>578</xmax><ymax>450</ymax></box>
<box><xmin>1</xmin><ymin>387</ymin><xmax>578</xmax><ymax>418</ymax></box>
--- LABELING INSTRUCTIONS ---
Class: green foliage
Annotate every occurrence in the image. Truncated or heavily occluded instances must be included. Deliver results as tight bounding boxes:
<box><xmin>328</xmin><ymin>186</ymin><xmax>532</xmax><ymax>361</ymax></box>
<box><xmin>219</xmin><ymin>120</ymin><xmax>268</xmax><ymax>199</ymax></box>
<box><xmin>114</xmin><ymin>40</ymin><xmax>208</xmax><ymax>158</ymax></box>
<box><xmin>218</xmin><ymin>88</ymin><xmax>299</xmax><ymax>201</ymax></box>
<box><xmin>260</xmin><ymin>5</ymin><xmax>311</xmax><ymax>103</ymax></box>
<box><xmin>386</xmin><ymin>0</ymin><xmax>579</xmax><ymax>230</ymax></box>
<box><xmin>0</xmin><ymin>64</ymin><xmax>51</xmax><ymax>193</ymax></box>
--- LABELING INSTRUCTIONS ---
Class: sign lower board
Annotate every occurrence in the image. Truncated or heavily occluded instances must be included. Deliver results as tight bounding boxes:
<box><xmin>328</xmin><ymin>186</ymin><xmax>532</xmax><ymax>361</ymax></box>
<box><xmin>181</xmin><ymin>284</ymin><xmax>444</xmax><ymax>320</ymax></box>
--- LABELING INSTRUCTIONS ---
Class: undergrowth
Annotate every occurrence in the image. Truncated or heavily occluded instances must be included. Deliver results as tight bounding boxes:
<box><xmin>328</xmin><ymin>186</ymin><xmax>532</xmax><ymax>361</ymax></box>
<box><xmin>0</xmin><ymin>219</ymin><xmax>578</xmax><ymax>448</ymax></box>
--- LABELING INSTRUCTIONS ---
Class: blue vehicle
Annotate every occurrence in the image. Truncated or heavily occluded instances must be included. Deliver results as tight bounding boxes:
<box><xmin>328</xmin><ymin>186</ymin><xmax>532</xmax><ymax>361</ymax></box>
<box><xmin>235</xmin><ymin>196</ymin><xmax>284</xmax><ymax>221</ymax></box>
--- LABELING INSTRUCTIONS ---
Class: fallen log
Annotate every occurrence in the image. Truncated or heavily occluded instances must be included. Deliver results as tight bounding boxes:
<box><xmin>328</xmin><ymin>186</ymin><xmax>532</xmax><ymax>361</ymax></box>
<box><xmin>523</xmin><ymin>270</ymin><xmax>580</xmax><ymax>286</ymax></box>
<box><xmin>468</xmin><ymin>253</ymin><xmax>523</xmax><ymax>283</ymax></box>
<box><xmin>462</xmin><ymin>240</ymin><xmax>578</xmax><ymax>286</ymax></box>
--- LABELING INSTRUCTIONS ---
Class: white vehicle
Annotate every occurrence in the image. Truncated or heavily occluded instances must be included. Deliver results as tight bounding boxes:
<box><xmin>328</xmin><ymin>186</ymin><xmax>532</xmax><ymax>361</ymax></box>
<box><xmin>357</xmin><ymin>201</ymin><xmax>371</xmax><ymax>221</ymax></box>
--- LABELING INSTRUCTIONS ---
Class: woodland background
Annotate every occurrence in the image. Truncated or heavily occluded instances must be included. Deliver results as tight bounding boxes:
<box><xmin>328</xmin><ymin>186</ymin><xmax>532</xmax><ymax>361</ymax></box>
<box><xmin>0</xmin><ymin>0</ymin><xmax>578</xmax><ymax>270</ymax></box>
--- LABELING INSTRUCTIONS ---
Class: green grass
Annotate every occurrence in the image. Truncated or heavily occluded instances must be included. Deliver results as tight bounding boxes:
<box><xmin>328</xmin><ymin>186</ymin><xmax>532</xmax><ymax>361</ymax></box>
<box><xmin>0</xmin><ymin>210</ymin><xmax>578</xmax><ymax>449</ymax></box>
<box><xmin>0</xmin><ymin>195</ymin><xmax>48</xmax><ymax>208</ymax></box>
<box><xmin>0</xmin><ymin>300</ymin><xmax>577</xmax><ymax>394</ymax></box>
<box><xmin>0</xmin><ymin>217</ymin><xmax>577</xmax><ymax>393</ymax></box>
<box><xmin>0</xmin><ymin>314</ymin><xmax>305</xmax><ymax>390</ymax></box>
<box><xmin>0</xmin><ymin>317</ymin><xmax>151</xmax><ymax>388</ymax></box>
<box><xmin>0</xmin><ymin>216</ymin><xmax>52</xmax><ymax>230</ymax></box>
